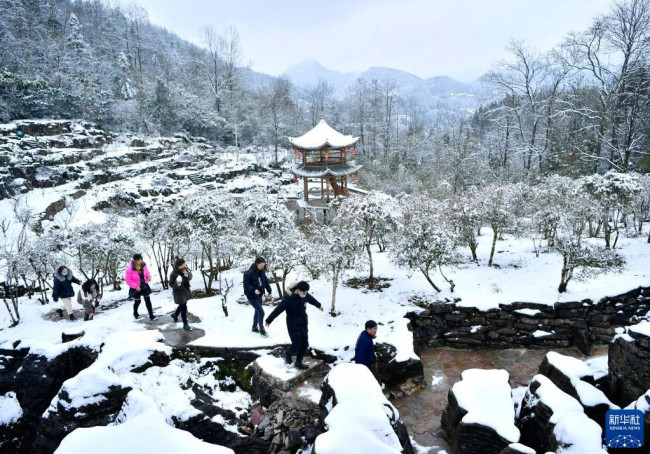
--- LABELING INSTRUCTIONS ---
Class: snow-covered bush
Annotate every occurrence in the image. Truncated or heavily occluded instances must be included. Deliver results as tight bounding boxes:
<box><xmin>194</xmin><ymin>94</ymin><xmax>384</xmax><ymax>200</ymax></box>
<box><xmin>482</xmin><ymin>183</ymin><xmax>528</xmax><ymax>267</ymax></box>
<box><xmin>389</xmin><ymin>195</ymin><xmax>460</xmax><ymax>292</ymax></box>
<box><xmin>580</xmin><ymin>172</ymin><xmax>643</xmax><ymax>249</ymax></box>
<box><xmin>332</xmin><ymin>191</ymin><xmax>399</xmax><ymax>279</ymax></box>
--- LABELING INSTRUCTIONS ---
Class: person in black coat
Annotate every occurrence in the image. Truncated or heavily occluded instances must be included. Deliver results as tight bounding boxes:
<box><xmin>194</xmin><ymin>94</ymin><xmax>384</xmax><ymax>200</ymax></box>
<box><xmin>53</xmin><ymin>266</ymin><xmax>82</xmax><ymax>321</ymax></box>
<box><xmin>169</xmin><ymin>257</ymin><xmax>193</xmax><ymax>331</ymax></box>
<box><xmin>265</xmin><ymin>281</ymin><xmax>323</xmax><ymax>369</ymax></box>
<box><xmin>243</xmin><ymin>257</ymin><xmax>273</xmax><ymax>337</ymax></box>
<box><xmin>354</xmin><ymin>320</ymin><xmax>378</xmax><ymax>371</ymax></box>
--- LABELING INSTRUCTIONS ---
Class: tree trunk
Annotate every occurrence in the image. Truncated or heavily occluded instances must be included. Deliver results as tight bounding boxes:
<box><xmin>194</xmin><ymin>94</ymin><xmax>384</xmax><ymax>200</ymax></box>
<box><xmin>488</xmin><ymin>227</ymin><xmax>498</xmax><ymax>267</ymax></box>
<box><xmin>420</xmin><ymin>268</ymin><xmax>441</xmax><ymax>292</ymax></box>
<box><xmin>365</xmin><ymin>243</ymin><xmax>374</xmax><ymax>280</ymax></box>
<box><xmin>603</xmin><ymin>214</ymin><xmax>611</xmax><ymax>249</ymax></box>
<box><xmin>558</xmin><ymin>254</ymin><xmax>572</xmax><ymax>293</ymax></box>
<box><xmin>468</xmin><ymin>238</ymin><xmax>478</xmax><ymax>262</ymax></box>
<box><xmin>330</xmin><ymin>266</ymin><xmax>339</xmax><ymax>315</ymax></box>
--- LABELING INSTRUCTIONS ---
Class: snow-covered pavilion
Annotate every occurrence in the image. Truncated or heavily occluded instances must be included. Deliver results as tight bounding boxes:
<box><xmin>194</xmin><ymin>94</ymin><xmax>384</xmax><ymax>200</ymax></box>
<box><xmin>289</xmin><ymin>119</ymin><xmax>362</xmax><ymax>206</ymax></box>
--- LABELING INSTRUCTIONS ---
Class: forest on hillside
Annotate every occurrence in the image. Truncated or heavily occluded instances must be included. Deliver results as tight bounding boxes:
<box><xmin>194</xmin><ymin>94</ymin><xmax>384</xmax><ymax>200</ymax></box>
<box><xmin>1</xmin><ymin>0</ymin><xmax>650</xmax><ymax>190</ymax></box>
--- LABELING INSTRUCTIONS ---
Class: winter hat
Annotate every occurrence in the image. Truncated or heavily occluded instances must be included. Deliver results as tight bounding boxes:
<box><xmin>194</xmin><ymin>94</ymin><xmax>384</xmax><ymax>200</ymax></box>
<box><xmin>133</xmin><ymin>253</ymin><xmax>143</xmax><ymax>261</ymax></box>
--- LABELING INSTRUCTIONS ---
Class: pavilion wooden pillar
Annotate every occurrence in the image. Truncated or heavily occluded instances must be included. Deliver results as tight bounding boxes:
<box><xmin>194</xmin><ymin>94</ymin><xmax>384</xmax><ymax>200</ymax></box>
<box><xmin>303</xmin><ymin>177</ymin><xmax>309</xmax><ymax>202</ymax></box>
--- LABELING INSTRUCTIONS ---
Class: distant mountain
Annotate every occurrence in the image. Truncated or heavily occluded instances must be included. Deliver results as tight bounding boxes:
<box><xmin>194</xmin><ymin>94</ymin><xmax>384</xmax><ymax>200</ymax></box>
<box><xmin>282</xmin><ymin>61</ymin><xmax>482</xmax><ymax>113</ymax></box>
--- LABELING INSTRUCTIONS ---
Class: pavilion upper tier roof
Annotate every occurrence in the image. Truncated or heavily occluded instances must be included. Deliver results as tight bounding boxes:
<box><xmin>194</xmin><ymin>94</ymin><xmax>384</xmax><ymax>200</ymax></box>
<box><xmin>292</xmin><ymin>163</ymin><xmax>363</xmax><ymax>177</ymax></box>
<box><xmin>289</xmin><ymin>119</ymin><xmax>359</xmax><ymax>150</ymax></box>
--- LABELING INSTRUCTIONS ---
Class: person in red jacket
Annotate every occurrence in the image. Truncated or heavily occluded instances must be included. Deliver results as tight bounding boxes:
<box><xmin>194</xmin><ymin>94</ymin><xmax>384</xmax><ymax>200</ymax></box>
<box><xmin>125</xmin><ymin>253</ymin><xmax>156</xmax><ymax>320</ymax></box>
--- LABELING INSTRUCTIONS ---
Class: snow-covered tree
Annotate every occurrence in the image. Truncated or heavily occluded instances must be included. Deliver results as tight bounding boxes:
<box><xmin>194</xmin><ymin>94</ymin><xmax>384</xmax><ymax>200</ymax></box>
<box><xmin>551</xmin><ymin>191</ymin><xmax>625</xmax><ymax>292</ymax></box>
<box><xmin>632</xmin><ymin>173</ymin><xmax>650</xmax><ymax>242</ymax></box>
<box><xmin>580</xmin><ymin>172</ymin><xmax>643</xmax><ymax>249</ymax></box>
<box><xmin>482</xmin><ymin>183</ymin><xmax>527</xmax><ymax>267</ymax></box>
<box><xmin>243</xmin><ymin>194</ymin><xmax>304</xmax><ymax>296</ymax></box>
<box><xmin>332</xmin><ymin>191</ymin><xmax>398</xmax><ymax>280</ymax></box>
<box><xmin>390</xmin><ymin>196</ymin><xmax>460</xmax><ymax>292</ymax></box>
<box><xmin>528</xmin><ymin>175</ymin><xmax>576</xmax><ymax>255</ymax></box>
<box><xmin>178</xmin><ymin>192</ymin><xmax>245</xmax><ymax>295</ymax></box>
<box><xmin>309</xmin><ymin>221</ymin><xmax>367</xmax><ymax>315</ymax></box>
<box><xmin>448</xmin><ymin>187</ymin><xmax>484</xmax><ymax>262</ymax></box>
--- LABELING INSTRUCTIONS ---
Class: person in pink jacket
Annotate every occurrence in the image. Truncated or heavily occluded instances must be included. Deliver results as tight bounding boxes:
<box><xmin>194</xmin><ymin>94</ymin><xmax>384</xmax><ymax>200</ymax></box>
<box><xmin>125</xmin><ymin>253</ymin><xmax>156</xmax><ymax>320</ymax></box>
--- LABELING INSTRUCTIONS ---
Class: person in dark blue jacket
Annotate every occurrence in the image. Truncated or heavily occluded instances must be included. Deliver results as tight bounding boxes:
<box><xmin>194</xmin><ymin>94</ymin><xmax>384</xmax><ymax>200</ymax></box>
<box><xmin>265</xmin><ymin>281</ymin><xmax>324</xmax><ymax>369</ymax></box>
<box><xmin>243</xmin><ymin>257</ymin><xmax>273</xmax><ymax>337</ymax></box>
<box><xmin>354</xmin><ymin>320</ymin><xmax>378</xmax><ymax>371</ymax></box>
<box><xmin>53</xmin><ymin>265</ymin><xmax>82</xmax><ymax>321</ymax></box>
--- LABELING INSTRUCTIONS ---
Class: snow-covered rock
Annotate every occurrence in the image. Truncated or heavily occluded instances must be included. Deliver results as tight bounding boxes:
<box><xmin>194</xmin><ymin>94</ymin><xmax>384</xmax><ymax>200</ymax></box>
<box><xmin>441</xmin><ymin>369</ymin><xmax>519</xmax><ymax>454</ymax></box>
<box><xmin>608</xmin><ymin>321</ymin><xmax>650</xmax><ymax>406</ymax></box>
<box><xmin>517</xmin><ymin>374</ymin><xmax>606</xmax><ymax>454</ymax></box>
<box><xmin>315</xmin><ymin>363</ymin><xmax>414</xmax><ymax>454</ymax></box>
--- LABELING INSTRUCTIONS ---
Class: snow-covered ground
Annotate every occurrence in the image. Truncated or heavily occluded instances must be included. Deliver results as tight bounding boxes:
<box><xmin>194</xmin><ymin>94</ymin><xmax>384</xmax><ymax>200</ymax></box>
<box><xmin>1</xmin><ymin>138</ymin><xmax>649</xmax><ymax>453</ymax></box>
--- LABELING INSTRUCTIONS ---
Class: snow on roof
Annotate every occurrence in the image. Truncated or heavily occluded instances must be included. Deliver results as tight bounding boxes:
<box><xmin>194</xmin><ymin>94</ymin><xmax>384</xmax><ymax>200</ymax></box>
<box><xmin>451</xmin><ymin>369</ymin><xmax>520</xmax><ymax>443</ymax></box>
<box><xmin>289</xmin><ymin>119</ymin><xmax>359</xmax><ymax>150</ymax></box>
<box><xmin>314</xmin><ymin>363</ymin><xmax>403</xmax><ymax>454</ymax></box>
<box><xmin>292</xmin><ymin>163</ymin><xmax>363</xmax><ymax>177</ymax></box>
<box><xmin>56</xmin><ymin>392</ymin><xmax>234</xmax><ymax>454</ymax></box>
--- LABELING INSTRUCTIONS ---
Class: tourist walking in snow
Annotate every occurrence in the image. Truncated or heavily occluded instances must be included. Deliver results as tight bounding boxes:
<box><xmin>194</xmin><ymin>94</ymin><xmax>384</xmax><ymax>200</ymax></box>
<box><xmin>77</xmin><ymin>278</ymin><xmax>101</xmax><ymax>321</ymax></box>
<box><xmin>53</xmin><ymin>266</ymin><xmax>82</xmax><ymax>321</ymax></box>
<box><xmin>125</xmin><ymin>253</ymin><xmax>156</xmax><ymax>320</ymax></box>
<box><xmin>169</xmin><ymin>257</ymin><xmax>193</xmax><ymax>331</ymax></box>
<box><xmin>354</xmin><ymin>320</ymin><xmax>378</xmax><ymax>371</ymax></box>
<box><xmin>243</xmin><ymin>257</ymin><xmax>273</xmax><ymax>337</ymax></box>
<box><xmin>265</xmin><ymin>281</ymin><xmax>324</xmax><ymax>369</ymax></box>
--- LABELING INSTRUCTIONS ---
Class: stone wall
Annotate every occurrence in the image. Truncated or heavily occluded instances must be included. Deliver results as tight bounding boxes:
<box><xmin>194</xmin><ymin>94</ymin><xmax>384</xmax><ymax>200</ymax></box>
<box><xmin>406</xmin><ymin>286</ymin><xmax>650</xmax><ymax>355</ymax></box>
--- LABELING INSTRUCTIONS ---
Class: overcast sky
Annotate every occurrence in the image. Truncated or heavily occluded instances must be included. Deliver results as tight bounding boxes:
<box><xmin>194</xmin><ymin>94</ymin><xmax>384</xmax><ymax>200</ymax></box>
<box><xmin>133</xmin><ymin>0</ymin><xmax>614</xmax><ymax>81</ymax></box>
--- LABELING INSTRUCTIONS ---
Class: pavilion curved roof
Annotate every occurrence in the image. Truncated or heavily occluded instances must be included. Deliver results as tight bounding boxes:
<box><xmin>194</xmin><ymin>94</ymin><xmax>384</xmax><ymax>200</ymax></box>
<box><xmin>289</xmin><ymin>119</ymin><xmax>359</xmax><ymax>150</ymax></box>
<box><xmin>292</xmin><ymin>163</ymin><xmax>363</xmax><ymax>177</ymax></box>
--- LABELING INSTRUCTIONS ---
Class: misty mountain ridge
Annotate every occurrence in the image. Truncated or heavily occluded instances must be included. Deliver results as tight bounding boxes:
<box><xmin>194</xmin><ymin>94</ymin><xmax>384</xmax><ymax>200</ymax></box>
<box><xmin>282</xmin><ymin>60</ymin><xmax>482</xmax><ymax>112</ymax></box>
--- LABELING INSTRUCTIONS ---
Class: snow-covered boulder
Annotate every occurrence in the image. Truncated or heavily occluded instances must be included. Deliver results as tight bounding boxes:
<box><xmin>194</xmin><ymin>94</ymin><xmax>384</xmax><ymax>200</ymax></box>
<box><xmin>375</xmin><ymin>342</ymin><xmax>425</xmax><ymax>398</ymax></box>
<box><xmin>315</xmin><ymin>363</ymin><xmax>414</xmax><ymax>454</ymax></box>
<box><xmin>32</xmin><ymin>367</ymin><xmax>131</xmax><ymax>453</ymax></box>
<box><xmin>441</xmin><ymin>369</ymin><xmax>520</xmax><ymax>454</ymax></box>
<box><xmin>250</xmin><ymin>353</ymin><xmax>327</xmax><ymax>406</ymax></box>
<box><xmin>31</xmin><ymin>331</ymin><xmax>171</xmax><ymax>452</ymax></box>
<box><xmin>608</xmin><ymin>321</ymin><xmax>650</xmax><ymax>406</ymax></box>
<box><xmin>539</xmin><ymin>352</ymin><xmax>618</xmax><ymax>430</ymax></box>
<box><xmin>517</xmin><ymin>374</ymin><xmax>606</xmax><ymax>454</ymax></box>
<box><xmin>56</xmin><ymin>391</ymin><xmax>234</xmax><ymax>454</ymax></box>
<box><xmin>14</xmin><ymin>345</ymin><xmax>98</xmax><ymax>449</ymax></box>
<box><xmin>0</xmin><ymin>391</ymin><xmax>25</xmax><ymax>452</ymax></box>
